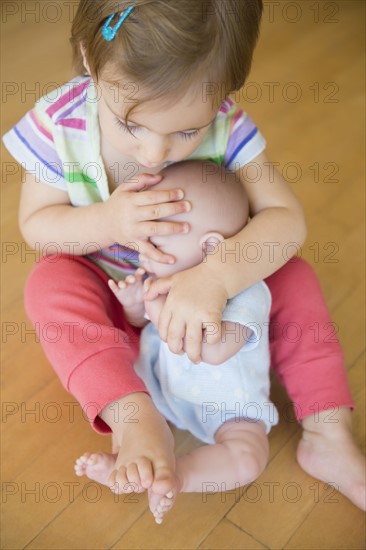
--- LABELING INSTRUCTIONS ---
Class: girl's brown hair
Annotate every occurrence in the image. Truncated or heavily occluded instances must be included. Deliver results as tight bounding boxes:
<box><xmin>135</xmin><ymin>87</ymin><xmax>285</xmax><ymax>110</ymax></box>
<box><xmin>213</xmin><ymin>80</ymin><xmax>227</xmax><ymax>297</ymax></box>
<box><xmin>70</xmin><ymin>0</ymin><xmax>263</xmax><ymax>126</ymax></box>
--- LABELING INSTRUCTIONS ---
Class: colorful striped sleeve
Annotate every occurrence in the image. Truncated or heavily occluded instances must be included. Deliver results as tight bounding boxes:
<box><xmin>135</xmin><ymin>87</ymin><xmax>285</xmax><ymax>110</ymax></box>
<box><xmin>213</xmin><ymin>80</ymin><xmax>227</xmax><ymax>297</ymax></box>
<box><xmin>2</xmin><ymin>101</ymin><xmax>67</xmax><ymax>191</ymax></box>
<box><xmin>222</xmin><ymin>98</ymin><xmax>266</xmax><ymax>170</ymax></box>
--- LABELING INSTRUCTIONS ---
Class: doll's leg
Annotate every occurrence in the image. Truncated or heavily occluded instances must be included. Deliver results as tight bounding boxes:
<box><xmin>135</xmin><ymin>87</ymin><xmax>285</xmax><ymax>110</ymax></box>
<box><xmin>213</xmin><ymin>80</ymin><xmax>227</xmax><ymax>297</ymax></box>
<box><xmin>25</xmin><ymin>254</ymin><xmax>177</xmax><ymax>498</ymax></box>
<box><xmin>265</xmin><ymin>258</ymin><xmax>365</xmax><ymax>511</ymax></box>
<box><xmin>157</xmin><ymin>419</ymin><xmax>269</xmax><ymax>524</ymax></box>
<box><xmin>176</xmin><ymin>419</ymin><xmax>268</xmax><ymax>492</ymax></box>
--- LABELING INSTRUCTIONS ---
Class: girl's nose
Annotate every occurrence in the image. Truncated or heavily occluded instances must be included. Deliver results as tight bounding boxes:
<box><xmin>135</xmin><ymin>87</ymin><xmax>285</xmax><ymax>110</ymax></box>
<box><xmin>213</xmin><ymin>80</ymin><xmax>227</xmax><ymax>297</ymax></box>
<box><xmin>141</xmin><ymin>154</ymin><xmax>167</xmax><ymax>167</ymax></box>
<box><xmin>141</xmin><ymin>136</ymin><xmax>169</xmax><ymax>166</ymax></box>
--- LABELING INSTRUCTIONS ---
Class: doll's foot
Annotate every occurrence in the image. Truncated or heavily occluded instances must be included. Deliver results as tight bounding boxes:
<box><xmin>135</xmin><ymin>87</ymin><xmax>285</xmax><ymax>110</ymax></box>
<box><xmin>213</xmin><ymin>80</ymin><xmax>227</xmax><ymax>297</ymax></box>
<box><xmin>298</xmin><ymin>408</ymin><xmax>366</xmax><ymax>511</ymax></box>
<box><xmin>74</xmin><ymin>452</ymin><xmax>117</xmax><ymax>485</ymax></box>
<box><xmin>148</xmin><ymin>466</ymin><xmax>182</xmax><ymax>524</ymax></box>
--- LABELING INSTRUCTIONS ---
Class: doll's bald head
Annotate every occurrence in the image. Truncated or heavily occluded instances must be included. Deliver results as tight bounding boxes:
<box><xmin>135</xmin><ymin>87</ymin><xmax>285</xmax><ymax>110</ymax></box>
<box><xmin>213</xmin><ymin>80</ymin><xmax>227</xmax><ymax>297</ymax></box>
<box><xmin>139</xmin><ymin>160</ymin><xmax>249</xmax><ymax>278</ymax></box>
<box><xmin>158</xmin><ymin>160</ymin><xmax>249</xmax><ymax>238</ymax></box>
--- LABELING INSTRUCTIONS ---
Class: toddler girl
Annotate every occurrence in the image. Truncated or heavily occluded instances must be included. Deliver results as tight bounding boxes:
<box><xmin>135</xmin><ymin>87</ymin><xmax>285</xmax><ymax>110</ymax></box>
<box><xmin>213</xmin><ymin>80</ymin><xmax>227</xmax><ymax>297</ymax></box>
<box><xmin>2</xmin><ymin>0</ymin><xmax>365</xmax><ymax>515</ymax></box>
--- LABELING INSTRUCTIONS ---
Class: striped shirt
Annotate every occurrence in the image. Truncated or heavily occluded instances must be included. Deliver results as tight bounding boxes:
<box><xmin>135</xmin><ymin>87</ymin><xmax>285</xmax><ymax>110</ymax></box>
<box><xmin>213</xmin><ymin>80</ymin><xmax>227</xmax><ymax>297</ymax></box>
<box><xmin>3</xmin><ymin>76</ymin><xmax>266</xmax><ymax>279</ymax></box>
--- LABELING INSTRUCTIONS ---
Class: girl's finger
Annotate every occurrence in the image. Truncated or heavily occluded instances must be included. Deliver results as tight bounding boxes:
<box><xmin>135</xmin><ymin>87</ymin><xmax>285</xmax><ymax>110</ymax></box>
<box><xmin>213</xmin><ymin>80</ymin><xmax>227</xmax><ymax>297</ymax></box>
<box><xmin>143</xmin><ymin>278</ymin><xmax>152</xmax><ymax>292</ymax></box>
<box><xmin>138</xmin><ymin>200</ymin><xmax>191</xmax><ymax>221</ymax></box>
<box><xmin>138</xmin><ymin>241</ymin><xmax>176</xmax><ymax>265</ymax></box>
<box><xmin>166</xmin><ymin>318</ymin><xmax>186</xmax><ymax>355</ymax></box>
<box><xmin>134</xmin><ymin>188</ymin><xmax>184</xmax><ymax>206</ymax></box>
<box><xmin>144</xmin><ymin>277</ymin><xmax>173</xmax><ymax>301</ymax></box>
<box><xmin>184</xmin><ymin>319</ymin><xmax>203</xmax><ymax>364</ymax></box>
<box><xmin>120</xmin><ymin>174</ymin><xmax>163</xmax><ymax>192</ymax></box>
<box><xmin>140</xmin><ymin>220</ymin><xmax>190</xmax><ymax>238</ymax></box>
<box><xmin>157</xmin><ymin>306</ymin><xmax>173</xmax><ymax>343</ymax></box>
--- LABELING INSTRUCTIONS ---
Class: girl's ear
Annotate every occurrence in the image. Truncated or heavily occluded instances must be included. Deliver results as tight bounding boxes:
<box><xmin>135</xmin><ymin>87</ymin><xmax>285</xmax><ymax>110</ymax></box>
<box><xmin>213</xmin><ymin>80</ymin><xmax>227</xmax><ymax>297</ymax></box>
<box><xmin>199</xmin><ymin>232</ymin><xmax>225</xmax><ymax>259</ymax></box>
<box><xmin>79</xmin><ymin>43</ymin><xmax>91</xmax><ymax>75</ymax></box>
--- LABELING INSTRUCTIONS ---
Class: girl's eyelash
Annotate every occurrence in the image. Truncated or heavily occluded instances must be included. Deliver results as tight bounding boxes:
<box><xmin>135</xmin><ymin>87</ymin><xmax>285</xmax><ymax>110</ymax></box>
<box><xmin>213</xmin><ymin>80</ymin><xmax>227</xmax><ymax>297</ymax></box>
<box><xmin>114</xmin><ymin>118</ymin><xmax>200</xmax><ymax>140</ymax></box>
<box><xmin>114</xmin><ymin>118</ymin><xmax>141</xmax><ymax>133</ymax></box>
<box><xmin>180</xmin><ymin>130</ymin><xmax>200</xmax><ymax>141</ymax></box>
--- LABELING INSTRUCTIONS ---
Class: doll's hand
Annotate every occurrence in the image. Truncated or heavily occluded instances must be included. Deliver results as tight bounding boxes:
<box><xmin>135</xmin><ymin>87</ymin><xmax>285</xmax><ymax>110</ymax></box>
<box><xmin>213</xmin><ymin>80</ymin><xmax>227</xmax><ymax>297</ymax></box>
<box><xmin>108</xmin><ymin>268</ymin><xmax>148</xmax><ymax>327</ymax></box>
<box><xmin>143</xmin><ymin>263</ymin><xmax>228</xmax><ymax>363</ymax></box>
<box><xmin>108</xmin><ymin>268</ymin><xmax>146</xmax><ymax>308</ymax></box>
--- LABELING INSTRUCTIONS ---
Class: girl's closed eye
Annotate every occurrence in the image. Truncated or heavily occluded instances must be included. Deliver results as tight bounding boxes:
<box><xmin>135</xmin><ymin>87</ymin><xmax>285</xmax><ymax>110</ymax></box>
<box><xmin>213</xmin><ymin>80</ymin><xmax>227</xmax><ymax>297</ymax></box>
<box><xmin>178</xmin><ymin>130</ymin><xmax>200</xmax><ymax>141</ymax></box>
<box><xmin>114</xmin><ymin>118</ymin><xmax>142</xmax><ymax>134</ymax></box>
<box><xmin>114</xmin><ymin>117</ymin><xmax>200</xmax><ymax>141</ymax></box>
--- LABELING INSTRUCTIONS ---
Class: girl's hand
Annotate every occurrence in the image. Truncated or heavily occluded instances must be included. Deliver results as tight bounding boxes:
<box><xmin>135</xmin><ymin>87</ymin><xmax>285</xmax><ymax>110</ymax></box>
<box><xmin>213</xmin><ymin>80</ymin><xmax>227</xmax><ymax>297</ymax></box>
<box><xmin>143</xmin><ymin>277</ymin><xmax>168</xmax><ymax>328</ymax></box>
<box><xmin>143</xmin><ymin>264</ymin><xmax>229</xmax><ymax>363</ymax></box>
<box><xmin>103</xmin><ymin>173</ymin><xmax>191</xmax><ymax>264</ymax></box>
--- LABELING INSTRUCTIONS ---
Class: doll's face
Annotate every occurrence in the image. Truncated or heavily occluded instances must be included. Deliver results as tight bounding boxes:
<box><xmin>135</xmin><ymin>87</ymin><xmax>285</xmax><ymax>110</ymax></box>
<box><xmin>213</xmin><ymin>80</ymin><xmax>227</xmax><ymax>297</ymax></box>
<box><xmin>139</xmin><ymin>231</ymin><xmax>206</xmax><ymax>278</ymax></box>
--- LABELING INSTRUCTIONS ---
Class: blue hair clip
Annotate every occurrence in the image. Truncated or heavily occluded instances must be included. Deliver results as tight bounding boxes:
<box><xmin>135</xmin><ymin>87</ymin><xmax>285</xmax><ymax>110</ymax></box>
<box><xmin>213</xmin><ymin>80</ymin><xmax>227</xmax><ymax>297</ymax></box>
<box><xmin>102</xmin><ymin>5</ymin><xmax>135</xmax><ymax>41</ymax></box>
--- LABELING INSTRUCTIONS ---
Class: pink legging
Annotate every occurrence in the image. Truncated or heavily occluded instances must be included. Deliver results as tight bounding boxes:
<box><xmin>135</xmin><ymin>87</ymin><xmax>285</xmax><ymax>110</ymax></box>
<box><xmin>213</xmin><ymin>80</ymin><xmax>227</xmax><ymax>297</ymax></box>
<box><xmin>24</xmin><ymin>254</ymin><xmax>354</xmax><ymax>433</ymax></box>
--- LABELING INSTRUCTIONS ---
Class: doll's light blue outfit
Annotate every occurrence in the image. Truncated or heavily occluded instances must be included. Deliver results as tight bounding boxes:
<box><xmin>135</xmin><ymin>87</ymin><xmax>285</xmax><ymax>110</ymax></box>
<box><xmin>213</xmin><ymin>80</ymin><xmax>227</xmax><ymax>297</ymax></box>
<box><xmin>135</xmin><ymin>281</ymin><xmax>279</xmax><ymax>444</ymax></box>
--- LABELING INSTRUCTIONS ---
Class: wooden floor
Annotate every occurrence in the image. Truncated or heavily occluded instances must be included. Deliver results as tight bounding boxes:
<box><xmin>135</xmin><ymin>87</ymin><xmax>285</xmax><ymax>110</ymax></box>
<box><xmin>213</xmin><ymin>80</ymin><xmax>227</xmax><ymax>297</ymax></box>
<box><xmin>1</xmin><ymin>1</ymin><xmax>365</xmax><ymax>548</ymax></box>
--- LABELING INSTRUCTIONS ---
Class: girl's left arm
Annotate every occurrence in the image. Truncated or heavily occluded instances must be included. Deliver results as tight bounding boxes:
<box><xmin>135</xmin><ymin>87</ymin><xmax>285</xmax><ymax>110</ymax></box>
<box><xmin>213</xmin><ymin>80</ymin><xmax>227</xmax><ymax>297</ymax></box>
<box><xmin>217</xmin><ymin>150</ymin><xmax>308</xmax><ymax>296</ymax></box>
<box><xmin>144</xmin><ymin>151</ymin><xmax>307</xmax><ymax>362</ymax></box>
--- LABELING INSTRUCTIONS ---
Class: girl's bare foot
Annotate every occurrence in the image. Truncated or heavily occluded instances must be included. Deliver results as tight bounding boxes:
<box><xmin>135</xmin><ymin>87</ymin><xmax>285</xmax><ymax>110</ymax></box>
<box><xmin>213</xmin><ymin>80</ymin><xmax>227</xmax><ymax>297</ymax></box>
<box><xmin>149</xmin><ymin>489</ymin><xmax>177</xmax><ymax>524</ymax></box>
<box><xmin>74</xmin><ymin>451</ymin><xmax>180</xmax><ymax>518</ymax></box>
<box><xmin>298</xmin><ymin>408</ymin><xmax>366</xmax><ymax>511</ymax></box>
<box><xmin>100</xmin><ymin>392</ymin><xmax>180</xmax><ymax>522</ymax></box>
